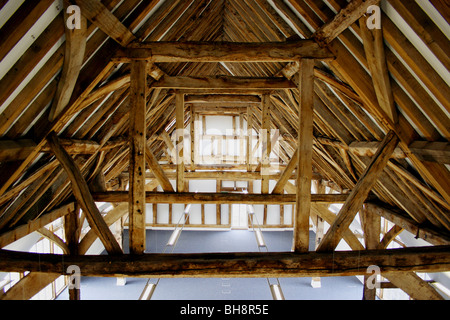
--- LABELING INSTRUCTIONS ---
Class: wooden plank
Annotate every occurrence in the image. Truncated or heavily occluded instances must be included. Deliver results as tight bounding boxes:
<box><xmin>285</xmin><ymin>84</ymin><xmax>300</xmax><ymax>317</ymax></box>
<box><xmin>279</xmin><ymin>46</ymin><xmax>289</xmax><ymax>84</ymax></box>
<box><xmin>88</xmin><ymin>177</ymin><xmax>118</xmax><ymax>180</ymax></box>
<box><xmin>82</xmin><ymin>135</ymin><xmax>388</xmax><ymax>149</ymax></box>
<box><xmin>317</xmin><ymin>131</ymin><xmax>400</xmax><ymax>252</ymax></box>
<box><xmin>0</xmin><ymin>16</ymin><xmax>65</xmax><ymax>110</ymax></box>
<box><xmin>0</xmin><ymin>48</ymin><xmax>63</xmax><ymax>136</ymax></box>
<box><xmin>1</xmin><ymin>246</ymin><xmax>449</xmax><ymax>278</ymax></box>
<box><xmin>119</xmin><ymin>40</ymin><xmax>334</xmax><ymax>62</ymax></box>
<box><xmin>313</xmin><ymin>0</ymin><xmax>381</xmax><ymax>45</ymax></box>
<box><xmin>49</xmin><ymin>2</ymin><xmax>87</xmax><ymax>122</ymax></box>
<box><xmin>294</xmin><ymin>59</ymin><xmax>315</xmax><ymax>253</ymax></box>
<box><xmin>128</xmin><ymin>60</ymin><xmax>148</xmax><ymax>255</ymax></box>
<box><xmin>47</xmin><ymin>133</ymin><xmax>122</xmax><ymax>255</ymax></box>
<box><xmin>389</xmin><ymin>0</ymin><xmax>450</xmax><ymax>71</ymax></box>
<box><xmin>73</xmin><ymin>0</ymin><xmax>136</xmax><ymax>46</ymax></box>
<box><xmin>429</xmin><ymin>0</ymin><xmax>450</xmax><ymax>24</ymax></box>
<box><xmin>0</xmin><ymin>0</ymin><xmax>55</xmax><ymax>62</ymax></box>
<box><xmin>152</xmin><ymin>76</ymin><xmax>296</xmax><ymax>90</ymax></box>
<box><xmin>382</xmin><ymin>14</ymin><xmax>450</xmax><ymax>116</ymax></box>
<box><xmin>387</xmin><ymin>50</ymin><xmax>450</xmax><ymax>139</ymax></box>
<box><xmin>92</xmin><ymin>192</ymin><xmax>349</xmax><ymax>205</ymax></box>
<box><xmin>185</xmin><ymin>95</ymin><xmax>261</xmax><ymax>104</ymax></box>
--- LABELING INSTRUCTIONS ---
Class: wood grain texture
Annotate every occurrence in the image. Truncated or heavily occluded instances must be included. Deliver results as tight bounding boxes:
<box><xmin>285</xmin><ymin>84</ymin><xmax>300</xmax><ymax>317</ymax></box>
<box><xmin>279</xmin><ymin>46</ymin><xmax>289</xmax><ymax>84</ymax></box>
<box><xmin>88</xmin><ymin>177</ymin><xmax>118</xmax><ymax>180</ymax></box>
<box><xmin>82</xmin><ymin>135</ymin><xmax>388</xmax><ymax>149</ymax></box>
<box><xmin>47</xmin><ymin>133</ymin><xmax>122</xmax><ymax>255</ymax></box>
<box><xmin>120</xmin><ymin>40</ymin><xmax>335</xmax><ymax>62</ymax></box>
<box><xmin>128</xmin><ymin>60</ymin><xmax>147</xmax><ymax>255</ymax></box>
<box><xmin>317</xmin><ymin>131</ymin><xmax>400</xmax><ymax>252</ymax></box>
<box><xmin>0</xmin><ymin>246</ymin><xmax>448</xmax><ymax>278</ymax></box>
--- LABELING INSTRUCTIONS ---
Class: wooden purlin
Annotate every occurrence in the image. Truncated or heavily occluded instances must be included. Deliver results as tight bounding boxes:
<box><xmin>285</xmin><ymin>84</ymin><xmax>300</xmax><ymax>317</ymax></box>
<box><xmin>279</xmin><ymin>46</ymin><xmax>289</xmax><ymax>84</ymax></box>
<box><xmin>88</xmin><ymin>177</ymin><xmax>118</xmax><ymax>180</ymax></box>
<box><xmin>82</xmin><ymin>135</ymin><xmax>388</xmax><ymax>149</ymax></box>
<box><xmin>1</xmin><ymin>246</ymin><xmax>449</xmax><ymax>278</ymax></box>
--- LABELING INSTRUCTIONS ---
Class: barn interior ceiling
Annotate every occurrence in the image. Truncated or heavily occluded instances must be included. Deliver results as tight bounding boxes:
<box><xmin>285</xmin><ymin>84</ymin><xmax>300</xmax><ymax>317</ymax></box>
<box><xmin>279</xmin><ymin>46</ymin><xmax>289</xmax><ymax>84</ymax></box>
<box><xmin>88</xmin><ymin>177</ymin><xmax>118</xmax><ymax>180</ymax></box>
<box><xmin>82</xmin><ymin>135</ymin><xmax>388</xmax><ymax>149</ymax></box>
<box><xmin>0</xmin><ymin>0</ymin><xmax>449</xmax><ymax>300</ymax></box>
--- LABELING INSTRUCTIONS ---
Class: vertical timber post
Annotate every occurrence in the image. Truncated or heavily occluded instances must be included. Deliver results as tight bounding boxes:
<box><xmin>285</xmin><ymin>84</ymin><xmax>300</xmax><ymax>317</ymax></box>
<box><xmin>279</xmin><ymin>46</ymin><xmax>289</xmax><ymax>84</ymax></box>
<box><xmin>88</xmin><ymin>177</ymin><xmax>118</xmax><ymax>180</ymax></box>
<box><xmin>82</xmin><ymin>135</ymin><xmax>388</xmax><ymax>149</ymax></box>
<box><xmin>129</xmin><ymin>60</ymin><xmax>148</xmax><ymax>255</ymax></box>
<box><xmin>293</xmin><ymin>59</ymin><xmax>315</xmax><ymax>253</ymax></box>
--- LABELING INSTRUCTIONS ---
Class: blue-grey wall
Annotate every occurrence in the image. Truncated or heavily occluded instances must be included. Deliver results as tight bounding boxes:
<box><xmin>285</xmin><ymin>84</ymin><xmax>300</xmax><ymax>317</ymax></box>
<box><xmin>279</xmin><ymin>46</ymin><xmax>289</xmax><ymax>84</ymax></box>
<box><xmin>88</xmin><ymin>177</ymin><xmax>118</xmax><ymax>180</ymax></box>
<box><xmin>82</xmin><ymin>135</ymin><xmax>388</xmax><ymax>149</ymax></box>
<box><xmin>57</xmin><ymin>230</ymin><xmax>363</xmax><ymax>300</ymax></box>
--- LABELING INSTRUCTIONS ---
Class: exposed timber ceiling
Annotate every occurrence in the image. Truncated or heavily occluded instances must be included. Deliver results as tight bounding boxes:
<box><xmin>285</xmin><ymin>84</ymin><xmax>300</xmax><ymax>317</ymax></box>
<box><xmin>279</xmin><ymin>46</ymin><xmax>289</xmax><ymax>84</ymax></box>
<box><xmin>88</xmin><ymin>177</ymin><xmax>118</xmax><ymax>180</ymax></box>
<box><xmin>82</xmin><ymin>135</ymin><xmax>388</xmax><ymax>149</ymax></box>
<box><xmin>0</xmin><ymin>0</ymin><xmax>449</xmax><ymax>300</ymax></box>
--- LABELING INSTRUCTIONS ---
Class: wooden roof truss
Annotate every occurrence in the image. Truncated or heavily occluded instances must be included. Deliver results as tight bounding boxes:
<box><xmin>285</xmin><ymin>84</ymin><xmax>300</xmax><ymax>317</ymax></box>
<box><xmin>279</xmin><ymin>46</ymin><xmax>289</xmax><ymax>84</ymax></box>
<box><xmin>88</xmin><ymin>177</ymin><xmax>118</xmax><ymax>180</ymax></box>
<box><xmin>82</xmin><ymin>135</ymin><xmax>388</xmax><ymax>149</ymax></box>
<box><xmin>0</xmin><ymin>0</ymin><xmax>449</xmax><ymax>300</ymax></box>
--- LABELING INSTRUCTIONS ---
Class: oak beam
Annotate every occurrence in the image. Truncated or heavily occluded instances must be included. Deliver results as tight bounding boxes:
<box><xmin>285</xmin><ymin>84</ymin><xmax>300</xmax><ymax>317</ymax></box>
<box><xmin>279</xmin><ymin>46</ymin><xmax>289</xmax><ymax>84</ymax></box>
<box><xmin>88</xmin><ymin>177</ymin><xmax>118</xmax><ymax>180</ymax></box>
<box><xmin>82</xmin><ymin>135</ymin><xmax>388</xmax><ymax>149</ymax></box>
<box><xmin>294</xmin><ymin>59</ymin><xmax>315</xmax><ymax>253</ymax></box>
<box><xmin>184</xmin><ymin>95</ymin><xmax>261</xmax><ymax>104</ymax></box>
<box><xmin>145</xmin><ymin>146</ymin><xmax>174</xmax><ymax>192</ymax></box>
<box><xmin>176</xmin><ymin>93</ymin><xmax>185</xmax><ymax>192</ymax></box>
<box><xmin>385</xmin><ymin>272</ymin><xmax>444</xmax><ymax>300</ymax></box>
<box><xmin>247</xmin><ymin>106</ymin><xmax>253</xmax><ymax>171</ymax></box>
<box><xmin>0</xmin><ymin>246</ymin><xmax>449</xmax><ymax>278</ymax></box>
<box><xmin>73</xmin><ymin>0</ymin><xmax>136</xmax><ymax>47</ymax></box>
<box><xmin>0</xmin><ymin>203</ymin><xmax>74</xmax><ymax>249</ymax></box>
<box><xmin>152</xmin><ymin>76</ymin><xmax>296</xmax><ymax>90</ymax></box>
<box><xmin>261</xmin><ymin>94</ymin><xmax>271</xmax><ymax>194</ymax></box>
<box><xmin>0</xmin><ymin>272</ymin><xmax>60</xmax><ymax>300</ymax></box>
<box><xmin>313</xmin><ymin>0</ymin><xmax>381</xmax><ymax>45</ymax></box>
<box><xmin>92</xmin><ymin>192</ymin><xmax>349</xmax><ymax>205</ymax></box>
<box><xmin>128</xmin><ymin>60</ymin><xmax>148</xmax><ymax>255</ymax></box>
<box><xmin>272</xmin><ymin>147</ymin><xmax>299</xmax><ymax>194</ymax></box>
<box><xmin>359</xmin><ymin>15</ymin><xmax>397</xmax><ymax>124</ymax></box>
<box><xmin>0</xmin><ymin>137</ymin><xmax>126</xmax><ymax>162</ymax></box>
<box><xmin>118</xmin><ymin>41</ymin><xmax>335</xmax><ymax>62</ymax></box>
<box><xmin>49</xmin><ymin>2</ymin><xmax>87</xmax><ymax>122</ymax></box>
<box><xmin>408</xmin><ymin>141</ymin><xmax>450</xmax><ymax>164</ymax></box>
<box><xmin>47</xmin><ymin>133</ymin><xmax>122</xmax><ymax>255</ymax></box>
<box><xmin>362</xmin><ymin>204</ymin><xmax>381</xmax><ymax>300</ymax></box>
<box><xmin>317</xmin><ymin>131</ymin><xmax>400</xmax><ymax>252</ymax></box>
<box><xmin>366</xmin><ymin>203</ymin><xmax>450</xmax><ymax>246</ymax></box>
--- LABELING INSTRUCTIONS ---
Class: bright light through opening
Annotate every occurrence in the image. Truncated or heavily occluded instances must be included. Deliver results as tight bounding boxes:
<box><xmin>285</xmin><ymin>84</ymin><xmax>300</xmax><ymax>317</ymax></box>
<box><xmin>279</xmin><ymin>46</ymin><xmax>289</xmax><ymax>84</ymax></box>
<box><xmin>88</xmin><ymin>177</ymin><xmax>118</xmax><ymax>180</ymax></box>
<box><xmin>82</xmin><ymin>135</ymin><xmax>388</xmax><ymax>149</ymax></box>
<box><xmin>167</xmin><ymin>228</ymin><xmax>182</xmax><ymax>246</ymax></box>
<box><xmin>270</xmin><ymin>284</ymin><xmax>285</xmax><ymax>300</ymax></box>
<box><xmin>255</xmin><ymin>229</ymin><xmax>266</xmax><ymax>247</ymax></box>
<box><xmin>139</xmin><ymin>283</ymin><xmax>156</xmax><ymax>300</ymax></box>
